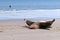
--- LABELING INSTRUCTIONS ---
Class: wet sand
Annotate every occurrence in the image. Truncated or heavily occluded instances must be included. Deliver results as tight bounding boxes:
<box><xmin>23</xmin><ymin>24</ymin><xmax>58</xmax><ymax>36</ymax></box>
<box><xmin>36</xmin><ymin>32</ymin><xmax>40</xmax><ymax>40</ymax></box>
<box><xmin>0</xmin><ymin>19</ymin><xmax>60</xmax><ymax>40</ymax></box>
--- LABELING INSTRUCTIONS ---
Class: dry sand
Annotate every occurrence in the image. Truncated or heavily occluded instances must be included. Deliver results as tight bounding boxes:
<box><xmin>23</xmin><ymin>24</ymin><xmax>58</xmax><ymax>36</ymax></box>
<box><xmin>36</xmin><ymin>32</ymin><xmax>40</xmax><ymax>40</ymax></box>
<box><xmin>0</xmin><ymin>19</ymin><xmax>60</xmax><ymax>40</ymax></box>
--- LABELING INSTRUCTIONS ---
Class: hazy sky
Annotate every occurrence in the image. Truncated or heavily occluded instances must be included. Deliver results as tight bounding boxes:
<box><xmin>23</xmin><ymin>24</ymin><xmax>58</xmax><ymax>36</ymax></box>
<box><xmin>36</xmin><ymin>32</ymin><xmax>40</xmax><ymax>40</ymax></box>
<box><xmin>0</xmin><ymin>0</ymin><xmax>60</xmax><ymax>10</ymax></box>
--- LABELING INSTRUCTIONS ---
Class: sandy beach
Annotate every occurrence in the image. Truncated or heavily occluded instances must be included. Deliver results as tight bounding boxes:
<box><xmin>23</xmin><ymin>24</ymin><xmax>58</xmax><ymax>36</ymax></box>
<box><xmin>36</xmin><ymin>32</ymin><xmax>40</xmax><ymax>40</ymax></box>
<box><xmin>0</xmin><ymin>19</ymin><xmax>60</xmax><ymax>40</ymax></box>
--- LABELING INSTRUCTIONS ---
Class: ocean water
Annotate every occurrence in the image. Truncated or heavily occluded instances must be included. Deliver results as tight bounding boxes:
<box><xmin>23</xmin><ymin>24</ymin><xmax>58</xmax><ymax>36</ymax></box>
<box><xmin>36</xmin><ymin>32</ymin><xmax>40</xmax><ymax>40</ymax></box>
<box><xmin>0</xmin><ymin>9</ymin><xmax>60</xmax><ymax>20</ymax></box>
<box><xmin>0</xmin><ymin>0</ymin><xmax>60</xmax><ymax>10</ymax></box>
<box><xmin>0</xmin><ymin>0</ymin><xmax>60</xmax><ymax>20</ymax></box>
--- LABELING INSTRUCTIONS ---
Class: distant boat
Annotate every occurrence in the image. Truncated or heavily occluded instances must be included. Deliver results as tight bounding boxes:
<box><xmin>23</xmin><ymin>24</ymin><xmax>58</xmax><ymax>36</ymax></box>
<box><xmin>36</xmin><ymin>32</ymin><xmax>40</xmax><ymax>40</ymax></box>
<box><xmin>9</xmin><ymin>5</ymin><xmax>11</xmax><ymax>8</ymax></box>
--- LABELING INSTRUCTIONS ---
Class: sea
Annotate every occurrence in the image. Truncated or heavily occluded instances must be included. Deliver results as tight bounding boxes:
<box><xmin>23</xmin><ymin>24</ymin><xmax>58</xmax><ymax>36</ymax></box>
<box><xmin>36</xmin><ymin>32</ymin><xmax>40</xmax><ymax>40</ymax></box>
<box><xmin>0</xmin><ymin>0</ymin><xmax>60</xmax><ymax>20</ymax></box>
<box><xmin>0</xmin><ymin>9</ymin><xmax>60</xmax><ymax>20</ymax></box>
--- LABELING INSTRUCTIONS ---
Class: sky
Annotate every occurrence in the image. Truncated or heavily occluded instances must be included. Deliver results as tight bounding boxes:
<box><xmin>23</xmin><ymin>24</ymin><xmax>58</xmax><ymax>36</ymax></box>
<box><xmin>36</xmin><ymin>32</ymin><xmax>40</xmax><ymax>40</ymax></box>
<box><xmin>0</xmin><ymin>0</ymin><xmax>60</xmax><ymax>10</ymax></box>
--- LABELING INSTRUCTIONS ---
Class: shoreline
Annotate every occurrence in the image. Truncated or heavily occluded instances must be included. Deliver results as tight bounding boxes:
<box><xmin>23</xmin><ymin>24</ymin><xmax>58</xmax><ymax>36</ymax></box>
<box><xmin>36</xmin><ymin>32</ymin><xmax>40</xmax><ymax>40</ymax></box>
<box><xmin>0</xmin><ymin>18</ymin><xmax>59</xmax><ymax>29</ymax></box>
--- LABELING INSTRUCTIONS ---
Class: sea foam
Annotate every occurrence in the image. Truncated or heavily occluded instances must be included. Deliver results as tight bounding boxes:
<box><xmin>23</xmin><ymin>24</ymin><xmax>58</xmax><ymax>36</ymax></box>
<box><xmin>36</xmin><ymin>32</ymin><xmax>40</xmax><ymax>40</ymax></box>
<box><xmin>0</xmin><ymin>9</ymin><xmax>60</xmax><ymax>20</ymax></box>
